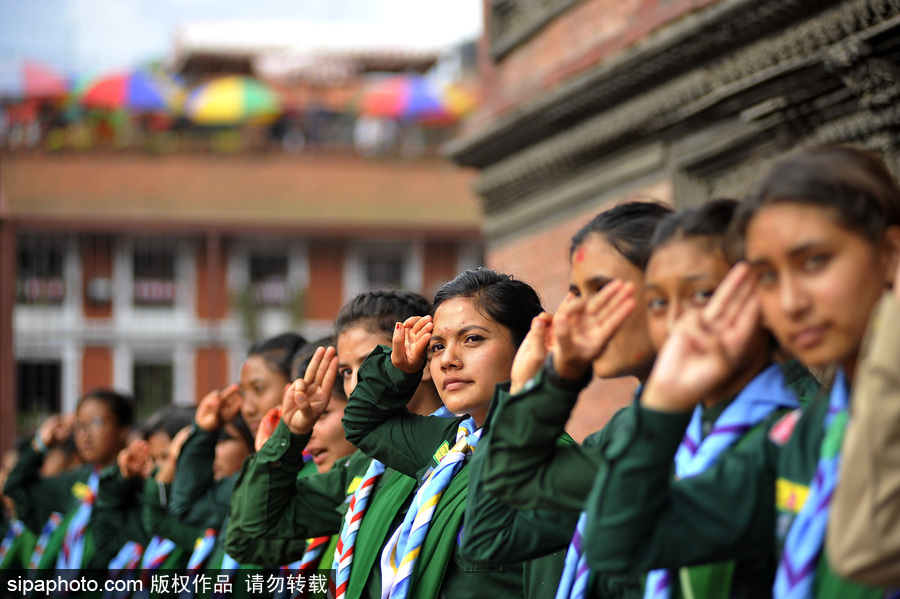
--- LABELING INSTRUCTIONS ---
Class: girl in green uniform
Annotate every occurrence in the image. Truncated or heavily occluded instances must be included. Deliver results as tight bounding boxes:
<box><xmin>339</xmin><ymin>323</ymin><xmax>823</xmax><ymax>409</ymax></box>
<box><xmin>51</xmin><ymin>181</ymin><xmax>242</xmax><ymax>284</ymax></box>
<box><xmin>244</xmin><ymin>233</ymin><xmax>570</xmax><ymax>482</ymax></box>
<box><xmin>3</xmin><ymin>389</ymin><xmax>138</xmax><ymax>572</ymax></box>
<box><xmin>583</xmin><ymin>145</ymin><xmax>900</xmax><ymax>599</ymax></box>
<box><xmin>340</xmin><ymin>267</ymin><xmax>553</xmax><ymax>599</ymax></box>
<box><xmin>224</xmin><ymin>291</ymin><xmax>445</xmax><ymax>595</ymax></box>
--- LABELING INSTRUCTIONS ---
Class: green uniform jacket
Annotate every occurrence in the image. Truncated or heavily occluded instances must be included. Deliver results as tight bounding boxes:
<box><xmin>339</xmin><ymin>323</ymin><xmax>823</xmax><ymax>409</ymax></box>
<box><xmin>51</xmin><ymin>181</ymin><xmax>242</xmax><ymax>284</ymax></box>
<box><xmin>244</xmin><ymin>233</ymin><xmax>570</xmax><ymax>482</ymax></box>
<box><xmin>583</xmin><ymin>388</ymin><xmax>887</xmax><ymax>598</ymax></box>
<box><xmin>342</xmin><ymin>344</ymin><xmax>566</xmax><ymax>599</ymax></box>
<box><xmin>142</xmin><ymin>476</ymin><xmax>203</xmax><ymax>569</ymax></box>
<box><xmin>225</xmin><ymin>429</ymin><xmax>336</xmax><ymax>567</ymax></box>
<box><xmin>225</xmin><ymin>417</ymin><xmax>423</xmax><ymax>598</ymax></box>
<box><xmin>3</xmin><ymin>440</ymin><xmax>146</xmax><ymax>570</ymax></box>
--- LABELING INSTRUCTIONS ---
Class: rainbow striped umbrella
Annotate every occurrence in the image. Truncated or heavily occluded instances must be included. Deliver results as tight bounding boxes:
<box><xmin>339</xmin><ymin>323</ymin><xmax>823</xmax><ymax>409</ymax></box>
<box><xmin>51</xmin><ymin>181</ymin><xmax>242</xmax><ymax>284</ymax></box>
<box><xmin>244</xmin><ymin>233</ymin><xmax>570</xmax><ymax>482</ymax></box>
<box><xmin>184</xmin><ymin>76</ymin><xmax>282</xmax><ymax>125</ymax></box>
<box><xmin>80</xmin><ymin>70</ymin><xmax>170</xmax><ymax>112</ymax></box>
<box><xmin>358</xmin><ymin>75</ymin><xmax>476</xmax><ymax>123</ymax></box>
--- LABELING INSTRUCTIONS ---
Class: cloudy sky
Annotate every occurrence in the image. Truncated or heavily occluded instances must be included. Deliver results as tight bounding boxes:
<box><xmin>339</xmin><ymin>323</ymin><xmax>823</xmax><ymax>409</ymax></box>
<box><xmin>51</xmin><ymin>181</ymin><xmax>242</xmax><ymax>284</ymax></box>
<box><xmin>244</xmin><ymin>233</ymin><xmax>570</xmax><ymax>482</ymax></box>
<box><xmin>0</xmin><ymin>0</ymin><xmax>483</xmax><ymax>74</ymax></box>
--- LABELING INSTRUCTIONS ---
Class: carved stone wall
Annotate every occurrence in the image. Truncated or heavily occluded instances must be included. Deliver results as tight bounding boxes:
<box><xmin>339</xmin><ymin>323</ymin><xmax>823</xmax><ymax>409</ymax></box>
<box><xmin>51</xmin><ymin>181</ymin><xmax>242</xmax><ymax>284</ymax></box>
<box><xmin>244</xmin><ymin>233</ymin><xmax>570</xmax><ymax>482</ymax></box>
<box><xmin>450</xmin><ymin>0</ymin><xmax>900</xmax><ymax>245</ymax></box>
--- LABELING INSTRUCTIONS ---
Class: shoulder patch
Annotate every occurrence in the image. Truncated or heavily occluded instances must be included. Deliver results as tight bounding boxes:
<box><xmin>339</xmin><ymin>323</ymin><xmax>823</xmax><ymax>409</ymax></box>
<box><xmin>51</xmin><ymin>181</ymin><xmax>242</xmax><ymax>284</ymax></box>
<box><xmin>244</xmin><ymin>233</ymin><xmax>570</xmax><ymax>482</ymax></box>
<box><xmin>776</xmin><ymin>478</ymin><xmax>809</xmax><ymax>514</ymax></box>
<box><xmin>768</xmin><ymin>408</ymin><xmax>802</xmax><ymax>446</ymax></box>
<box><xmin>71</xmin><ymin>481</ymin><xmax>90</xmax><ymax>500</ymax></box>
<box><xmin>433</xmin><ymin>441</ymin><xmax>450</xmax><ymax>464</ymax></box>
<box><xmin>346</xmin><ymin>476</ymin><xmax>363</xmax><ymax>495</ymax></box>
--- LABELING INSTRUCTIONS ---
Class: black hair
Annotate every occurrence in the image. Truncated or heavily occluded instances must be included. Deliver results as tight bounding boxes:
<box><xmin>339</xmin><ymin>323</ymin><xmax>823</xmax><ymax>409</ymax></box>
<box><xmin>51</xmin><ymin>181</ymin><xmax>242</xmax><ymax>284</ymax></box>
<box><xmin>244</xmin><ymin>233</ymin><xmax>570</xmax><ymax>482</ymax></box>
<box><xmin>650</xmin><ymin>198</ymin><xmax>739</xmax><ymax>260</ymax></box>
<box><xmin>431</xmin><ymin>267</ymin><xmax>543</xmax><ymax>348</ymax></box>
<box><xmin>570</xmin><ymin>200</ymin><xmax>674</xmax><ymax>269</ymax></box>
<box><xmin>79</xmin><ymin>389</ymin><xmax>135</xmax><ymax>428</ymax></box>
<box><xmin>334</xmin><ymin>290</ymin><xmax>430</xmax><ymax>339</ymax></box>
<box><xmin>142</xmin><ymin>405</ymin><xmax>195</xmax><ymax>441</ymax></box>
<box><xmin>733</xmin><ymin>145</ymin><xmax>900</xmax><ymax>247</ymax></box>
<box><xmin>247</xmin><ymin>332</ymin><xmax>307</xmax><ymax>381</ymax></box>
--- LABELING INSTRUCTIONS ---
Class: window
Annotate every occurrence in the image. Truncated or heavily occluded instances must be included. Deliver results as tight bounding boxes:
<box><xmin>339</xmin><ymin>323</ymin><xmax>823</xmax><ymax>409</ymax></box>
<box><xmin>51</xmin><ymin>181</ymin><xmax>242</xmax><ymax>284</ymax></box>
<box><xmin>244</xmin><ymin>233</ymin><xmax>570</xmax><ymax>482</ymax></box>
<box><xmin>361</xmin><ymin>244</ymin><xmax>408</xmax><ymax>291</ymax></box>
<box><xmin>16</xmin><ymin>236</ymin><xmax>65</xmax><ymax>304</ymax></box>
<box><xmin>249</xmin><ymin>252</ymin><xmax>289</xmax><ymax>306</ymax></box>
<box><xmin>17</xmin><ymin>360</ymin><xmax>61</xmax><ymax>435</ymax></box>
<box><xmin>133</xmin><ymin>242</ymin><xmax>176</xmax><ymax>306</ymax></box>
<box><xmin>132</xmin><ymin>361</ymin><xmax>173</xmax><ymax>422</ymax></box>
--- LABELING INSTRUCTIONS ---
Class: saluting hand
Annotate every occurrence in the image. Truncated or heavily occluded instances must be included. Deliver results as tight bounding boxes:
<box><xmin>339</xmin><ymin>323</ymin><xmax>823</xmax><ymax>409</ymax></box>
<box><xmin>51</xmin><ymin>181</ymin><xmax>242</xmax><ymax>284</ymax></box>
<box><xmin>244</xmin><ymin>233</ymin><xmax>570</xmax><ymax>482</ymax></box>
<box><xmin>282</xmin><ymin>346</ymin><xmax>338</xmax><ymax>435</ymax></box>
<box><xmin>551</xmin><ymin>280</ymin><xmax>636</xmax><ymax>380</ymax></box>
<box><xmin>118</xmin><ymin>439</ymin><xmax>151</xmax><ymax>480</ymax></box>
<box><xmin>510</xmin><ymin>312</ymin><xmax>553</xmax><ymax>394</ymax></box>
<box><xmin>642</xmin><ymin>263</ymin><xmax>760</xmax><ymax>413</ymax></box>
<box><xmin>194</xmin><ymin>383</ymin><xmax>243</xmax><ymax>432</ymax></box>
<box><xmin>391</xmin><ymin>315</ymin><xmax>433</xmax><ymax>374</ymax></box>
<box><xmin>35</xmin><ymin>414</ymin><xmax>74</xmax><ymax>452</ymax></box>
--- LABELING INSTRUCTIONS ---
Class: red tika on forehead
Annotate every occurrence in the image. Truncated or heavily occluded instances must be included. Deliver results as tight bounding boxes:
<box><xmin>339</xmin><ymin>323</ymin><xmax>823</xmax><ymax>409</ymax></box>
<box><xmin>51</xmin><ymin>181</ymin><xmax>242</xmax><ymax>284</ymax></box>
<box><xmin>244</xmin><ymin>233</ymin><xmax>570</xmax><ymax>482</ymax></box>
<box><xmin>575</xmin><ymin>246</ymin><xmax>587</xmax><ymax>263</ymax></box>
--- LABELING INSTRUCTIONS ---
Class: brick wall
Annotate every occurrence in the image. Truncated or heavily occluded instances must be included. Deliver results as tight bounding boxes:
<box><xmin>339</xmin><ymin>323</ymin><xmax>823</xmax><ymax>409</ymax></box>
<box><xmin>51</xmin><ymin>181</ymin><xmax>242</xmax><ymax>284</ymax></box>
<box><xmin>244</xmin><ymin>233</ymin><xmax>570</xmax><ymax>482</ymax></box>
<box><xmin>477</xmin><ymin>0</ymin><xmax>721</xmax><ymax>122</ymax></box>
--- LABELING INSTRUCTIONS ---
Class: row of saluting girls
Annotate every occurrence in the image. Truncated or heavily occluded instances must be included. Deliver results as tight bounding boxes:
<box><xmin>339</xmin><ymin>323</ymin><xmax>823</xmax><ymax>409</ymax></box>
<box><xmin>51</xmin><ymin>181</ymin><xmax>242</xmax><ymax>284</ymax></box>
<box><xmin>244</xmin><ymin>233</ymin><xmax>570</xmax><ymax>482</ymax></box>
<box><xmin>1</xmin><ymin>143</ymin><xmax>898</xmax><ymax>599</ymax></box>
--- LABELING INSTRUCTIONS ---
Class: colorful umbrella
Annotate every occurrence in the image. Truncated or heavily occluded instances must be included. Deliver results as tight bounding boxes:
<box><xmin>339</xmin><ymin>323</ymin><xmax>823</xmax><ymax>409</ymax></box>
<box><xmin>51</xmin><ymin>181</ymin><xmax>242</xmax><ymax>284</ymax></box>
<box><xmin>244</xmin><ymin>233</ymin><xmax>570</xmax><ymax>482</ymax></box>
<box><xmin>0</xmin><ymin>59</ymin><xmax>69</xmax><ymax>99</ymax></box>
<box><xmin>80</xmin><ymin>71</ymin><xmax>171</xmax><ymax>112</ymax></box>
<box><xmin>183</xmin><ymin>76</ymin><xmax>282</xmax><ymax>126</ymax></box>
<box><xmin>357</xmin><ymin>76</ymin><xmax>476</xmax><ymax>123</ymax></box>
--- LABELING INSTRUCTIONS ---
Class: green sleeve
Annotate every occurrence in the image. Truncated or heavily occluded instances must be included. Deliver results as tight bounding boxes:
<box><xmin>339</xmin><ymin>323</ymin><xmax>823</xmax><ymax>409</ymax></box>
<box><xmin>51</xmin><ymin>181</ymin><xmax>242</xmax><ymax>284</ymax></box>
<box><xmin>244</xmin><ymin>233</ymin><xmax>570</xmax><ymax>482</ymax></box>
<box><xmin>224</xmin><ymin>421</ymin><xmax>371</xmax><ymax>564</ymax></box>
<box><xmin>88</xmin><ymin>463</ymin><xmax>149</xmax><ymax>567</ymax></box>
<box><xmin>483</xmin><ymin>367</ymin><xmax>608</xmax><ymax>511</ymax></box>
<box><xmin>461</xmin><ymin>383</ymin><xmax>580</xmax><ymax>563</ymax></box>
<box><xmin>169</xmin><ymin>424</ymin><xmax>231</xmax><ymax>528</ymax></box>
<box><xmin>142</xmin><ymin>477</ymin><xmax>205</xmax><ymax>550</ymax></box>
<box><xmin>2</xmin><ymin>440</ymin><xmax>84</xmax><ymax>532</ymax></box>
<box><xmin>342</xmin><ymin>345</ymin><xmax>462</xmax><ymax>476</ymax></box>
<box><xmin>584</xmin><ymin>401</ymin><xmax>775</xmax><ymax>573</ymax></box>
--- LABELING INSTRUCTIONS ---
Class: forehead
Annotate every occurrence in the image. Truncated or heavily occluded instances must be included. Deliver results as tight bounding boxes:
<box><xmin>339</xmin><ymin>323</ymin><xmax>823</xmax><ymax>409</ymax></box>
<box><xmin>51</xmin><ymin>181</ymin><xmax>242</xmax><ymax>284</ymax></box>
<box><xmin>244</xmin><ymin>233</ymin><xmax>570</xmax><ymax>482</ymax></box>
<box><xmin>336</xmin><ymin>326</ymin><xmax>391</xmax><ymax>359</ymax></box>
<box><xmin>433</xmin><ymin>297</ymin><xmax>494</xmax><ymax>332</ymax></box>
<box><xmin>77</xmin><ymin>398</ymin><xmax>112</xmax><ymax>419</ymax></box>
<box><xmin>645</xmin><ymin>238</ymin><xmax>729</xmax><ymax>283</ymax></box>
<box><xmin>571</xmin><ymin>233</ymin><xmax>642</xmax><ymax>283</ymax></box>
<box><xmin>744</xmin><ymin>203</ymin><xmax>840</xmax><ymax>259</ymax></box>
<box><xmin>241</xmin><ymin>354</ymin><xmax>279</xmax><ymax>380</ymax></box>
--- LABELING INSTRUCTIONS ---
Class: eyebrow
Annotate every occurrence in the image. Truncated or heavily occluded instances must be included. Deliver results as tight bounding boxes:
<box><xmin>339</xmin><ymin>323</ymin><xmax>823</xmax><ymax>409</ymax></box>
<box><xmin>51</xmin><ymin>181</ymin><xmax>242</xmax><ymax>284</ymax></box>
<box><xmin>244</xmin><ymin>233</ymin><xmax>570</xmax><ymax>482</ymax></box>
<box><xmin>571</xmin><ymin>276</ymin><xmax>613</xmax><ymax>292</ymax></box>
<box><xmin>747</xmin><ymin>240</ymin><xmax>825</xmax><ymax>267</ymax></box>
<box><xmin>430</xmin><ymin>324</ymin><xmax>491</xmax><ymax>342</ymax></box>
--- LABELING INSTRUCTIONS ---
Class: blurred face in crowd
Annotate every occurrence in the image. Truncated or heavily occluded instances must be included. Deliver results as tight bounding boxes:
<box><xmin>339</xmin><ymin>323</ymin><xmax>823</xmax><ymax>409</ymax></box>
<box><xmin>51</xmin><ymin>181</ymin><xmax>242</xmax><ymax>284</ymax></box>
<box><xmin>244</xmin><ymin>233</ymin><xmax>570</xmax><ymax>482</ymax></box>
<box><xmin>213</xmin><ymin>423</ymin><xmax>252</xmax><ymax>481</ymax></box>
<box><xmin>74</xmin><ymin>397</ymin><xmax>128</xmax><ymax>468</ymax></box>
<box><xmin>306</xmin><ymin>396</ymin><xmax>355</xmax><ymax>473</ymax></box>
<box><xmin>336</xmin><ymin>326</ymin><xmax>391</xmax><ymax>398</ymax></box>
<box><xmin>240</xmin><ymin>355</ymin><xmax>290</xmax><ymax>433</ymax></box>
<box><xmin>428</xmin><ymin>297</ymin><xmax>517</xmax><ymax>427</ymax></box>
<box><xmin>644</xmin><ymin>237</ymin><xmax>732</xmax><ymax>351</ymax></box>
<box><xmin>745</xmin><ymin>203</ymin><xmax>897</xmax><ymax>379</ymax></box>
<box><xmin>146</xmin><ymin>430</ymin><xmax>172</xmax><ymax>470</ymax></box>
<box><xmin>570</xmin><ymin>232</ymin><xmax>655</xmax><ymax>380</ymax></box>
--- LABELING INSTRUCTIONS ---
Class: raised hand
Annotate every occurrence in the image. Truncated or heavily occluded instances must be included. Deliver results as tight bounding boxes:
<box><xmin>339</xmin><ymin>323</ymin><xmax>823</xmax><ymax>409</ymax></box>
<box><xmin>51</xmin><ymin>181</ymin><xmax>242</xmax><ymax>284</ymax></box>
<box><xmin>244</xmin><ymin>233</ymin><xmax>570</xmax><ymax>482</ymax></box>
<box><xmin>281</xmin><ymin>346</ymin><xmax>338</xmax><ymax>435</ymax></box>
<box><xmin>35</xmin><ymin>414</ymin><xmax>74</xmax><ymax>452</ymax></box>
<box><xmin>118</xmin><ymin>439</ymin><xmax>151</xmax><ymax>480</ymax></box>
<box><xmin>510</xmin><ymin>312</ymin><xmax>553</xmax><ymax>394</ymax></box>
<box><xmin>156</xmin><ymin>426</ymin><xmax>191</xmax><ymax>484</ymax></box>
<box><xmin>255</xmin><ymin>406</ymin><xmax>282</xmax><ymax>451</ymax></box>
<box><xmin>194</xmin><ymin>383</ymin><xmax>243</xmax><ymax>432</ymax></box>
<box><xmin>551</xmin><ymin>280</ymin><xmax>636</xmax><ymax>380</ymax></box>
<box><xmin>642</xmin><ymin>263</ymin><xmax>760</xmax><ymax>413</ymax></box>
<box><xmin>391</xmin><ymin>315</ymin><xmax>433</xmax><ymax>374</ymax></box>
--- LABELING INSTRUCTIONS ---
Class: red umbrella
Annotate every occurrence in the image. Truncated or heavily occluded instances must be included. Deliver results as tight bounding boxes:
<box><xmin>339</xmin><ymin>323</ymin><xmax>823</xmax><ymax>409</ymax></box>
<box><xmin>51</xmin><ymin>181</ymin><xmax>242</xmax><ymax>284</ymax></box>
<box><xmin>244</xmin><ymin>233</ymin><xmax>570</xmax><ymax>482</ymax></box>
<box><xmin>80</xmin><ymin>71</ymin><xmax>171</xmax><ymax>112</ymax></box>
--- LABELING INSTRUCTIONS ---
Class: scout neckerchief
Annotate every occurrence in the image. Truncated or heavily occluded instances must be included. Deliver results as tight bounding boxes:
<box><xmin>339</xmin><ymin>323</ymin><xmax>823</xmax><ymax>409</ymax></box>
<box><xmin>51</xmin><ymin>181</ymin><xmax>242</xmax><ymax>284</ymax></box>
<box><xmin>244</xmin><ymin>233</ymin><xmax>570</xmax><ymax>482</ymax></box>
<box><xmin>645</xmin><ymin>363</ymin><xmax>800</xmax><ymax>599</ymax></box>
<box><xmin>103</xmin><ymin>541</ymin><xmax>144</xmax><ymax>599</ymax></box>
<box><xmin>379</xmin><ymin>417</ymin><xmax>481</xmax><ymax>599</ymax></box>
<box><xmin>132</xmin><ymin>536</ymin><xmax>178</xmax><ymax>599</ymax></box>
<box><xmin>186</xmin><ymin>528</ymin><xmax>217</xmax><ymax>571</ymax></box>
<box><xmin>56</xmin><ymin>467</ymin><xmax>100</xmax><ymax>572</ymax></box>
<box><xmin>334</xmin><ymin>458</ymin><xmax>387</xmax><ymax>599</ymax></box>
<box><xmin>0</xmin><ymin>519</ymin><xmax>25</xmax><ymax>567</ymax></box>
<box><xmin>28</xmin><ymin>511</ymin><xmax>63</xmax><ymax>569</ymax></box>
<box><xmin>774</xmin><ymin>369</ymin><xmax>848</xmax><ymax>599</ymax></box>
<box><xmin>334</xmin><ymin>405</ymin><xmax>453</xmax><ymax>599</ymax></box>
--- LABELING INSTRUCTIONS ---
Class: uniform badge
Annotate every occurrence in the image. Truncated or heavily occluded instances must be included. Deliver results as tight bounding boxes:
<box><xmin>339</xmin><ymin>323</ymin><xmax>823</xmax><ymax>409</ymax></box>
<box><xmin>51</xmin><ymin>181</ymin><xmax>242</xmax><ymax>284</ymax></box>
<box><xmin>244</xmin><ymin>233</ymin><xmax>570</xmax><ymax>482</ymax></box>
<box><xmin>768</xmin><ymin>409</ymin><xmax>802</xmax><ymax>446</ymax></box>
